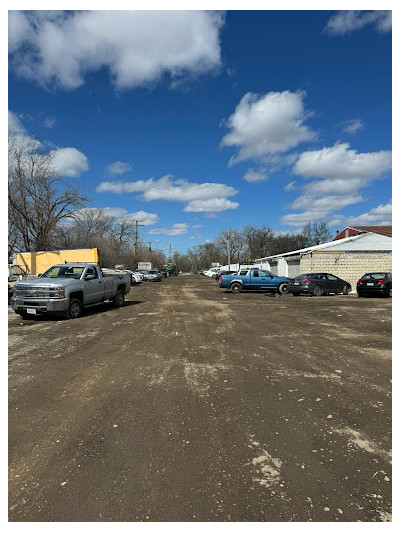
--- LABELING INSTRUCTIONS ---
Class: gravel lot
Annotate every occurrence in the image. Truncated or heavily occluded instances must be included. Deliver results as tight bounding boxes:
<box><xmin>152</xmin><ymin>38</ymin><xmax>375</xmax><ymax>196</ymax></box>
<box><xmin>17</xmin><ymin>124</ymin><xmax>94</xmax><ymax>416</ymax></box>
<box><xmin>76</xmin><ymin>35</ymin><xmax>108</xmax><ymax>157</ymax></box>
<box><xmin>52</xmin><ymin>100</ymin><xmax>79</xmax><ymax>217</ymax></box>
<box><xmin>8</xmin><ymin>274</ymin><xmax>392</xmax><ymax>522</ymax></box>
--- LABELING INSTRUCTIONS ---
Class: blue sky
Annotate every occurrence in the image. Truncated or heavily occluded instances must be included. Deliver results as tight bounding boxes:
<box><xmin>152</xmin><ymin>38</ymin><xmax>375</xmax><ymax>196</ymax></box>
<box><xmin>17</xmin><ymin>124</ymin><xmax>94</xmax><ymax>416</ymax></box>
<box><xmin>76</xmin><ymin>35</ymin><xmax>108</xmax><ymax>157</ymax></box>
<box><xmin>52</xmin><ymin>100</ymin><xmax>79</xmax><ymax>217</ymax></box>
<box><xmin>8</xmin><ymin>9</ymin><xmax>392</xmax><ymax>255</ymax></box>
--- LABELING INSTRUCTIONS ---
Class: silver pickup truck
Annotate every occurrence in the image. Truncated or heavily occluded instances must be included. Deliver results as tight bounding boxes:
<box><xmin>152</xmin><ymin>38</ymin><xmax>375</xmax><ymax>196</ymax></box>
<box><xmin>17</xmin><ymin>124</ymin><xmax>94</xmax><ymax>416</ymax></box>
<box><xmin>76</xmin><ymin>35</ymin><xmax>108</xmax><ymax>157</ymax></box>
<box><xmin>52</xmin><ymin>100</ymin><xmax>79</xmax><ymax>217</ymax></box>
<box><xmin>11</xmin><ymin>263</ymin><xmax>131</xmax><ymax>319</ymax></box>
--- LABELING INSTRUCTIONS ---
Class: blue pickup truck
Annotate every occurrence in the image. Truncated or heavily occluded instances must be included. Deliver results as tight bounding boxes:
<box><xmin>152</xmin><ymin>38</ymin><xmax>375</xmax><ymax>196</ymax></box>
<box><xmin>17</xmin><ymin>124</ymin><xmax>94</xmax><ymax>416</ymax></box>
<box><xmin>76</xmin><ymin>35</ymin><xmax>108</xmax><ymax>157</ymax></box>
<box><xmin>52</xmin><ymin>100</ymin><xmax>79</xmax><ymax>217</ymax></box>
<box><xmin>218</xmin><ymin>268</ymin><xmax>292</xmax><ymax>294</ymax></box>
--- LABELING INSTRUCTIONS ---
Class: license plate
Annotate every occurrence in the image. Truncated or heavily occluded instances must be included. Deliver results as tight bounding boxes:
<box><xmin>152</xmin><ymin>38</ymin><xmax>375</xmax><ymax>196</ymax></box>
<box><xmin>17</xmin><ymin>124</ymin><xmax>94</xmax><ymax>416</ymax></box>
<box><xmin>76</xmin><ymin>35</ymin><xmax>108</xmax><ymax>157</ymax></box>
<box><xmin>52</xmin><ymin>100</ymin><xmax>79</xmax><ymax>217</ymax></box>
<box><xmin>294</xmin><ymin>282</ymin><xmax>299</xmax><ymax>285</ymax></box>
<box><xmin>367</xmin><ymin>283</ymin><xmax>374</xmax><ymax>286</ymax></box>
<box><xmin>27</xmin><ymin>308</ymin><xmax>36</xmax><ymax>315</ymax></box>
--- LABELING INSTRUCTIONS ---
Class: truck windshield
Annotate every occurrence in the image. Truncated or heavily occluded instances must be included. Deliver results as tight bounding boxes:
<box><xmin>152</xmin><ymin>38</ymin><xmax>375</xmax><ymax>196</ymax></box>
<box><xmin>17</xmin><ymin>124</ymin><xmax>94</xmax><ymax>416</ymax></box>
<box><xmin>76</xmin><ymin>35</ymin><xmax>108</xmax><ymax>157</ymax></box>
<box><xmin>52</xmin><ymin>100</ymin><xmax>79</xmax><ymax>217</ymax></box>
<box><xmin>41</xmin><ymin>266</ymin><xmax>85</xmax><ymax>279</ymax></box>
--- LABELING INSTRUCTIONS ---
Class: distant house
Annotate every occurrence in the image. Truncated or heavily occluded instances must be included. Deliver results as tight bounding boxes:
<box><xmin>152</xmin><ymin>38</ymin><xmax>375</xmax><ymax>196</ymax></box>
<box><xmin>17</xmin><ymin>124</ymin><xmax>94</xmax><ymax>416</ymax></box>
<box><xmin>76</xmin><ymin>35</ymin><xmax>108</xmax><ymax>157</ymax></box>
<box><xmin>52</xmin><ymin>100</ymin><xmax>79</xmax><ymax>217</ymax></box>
<box><xmin>253</xmin><ymin>231</ymin><xmax>392</xmax><ymax>292</ymax></box>
<box><xmin>332</xmin><ymin>225</ymin><xmax>392</xmax><ymax>241</ymax></box>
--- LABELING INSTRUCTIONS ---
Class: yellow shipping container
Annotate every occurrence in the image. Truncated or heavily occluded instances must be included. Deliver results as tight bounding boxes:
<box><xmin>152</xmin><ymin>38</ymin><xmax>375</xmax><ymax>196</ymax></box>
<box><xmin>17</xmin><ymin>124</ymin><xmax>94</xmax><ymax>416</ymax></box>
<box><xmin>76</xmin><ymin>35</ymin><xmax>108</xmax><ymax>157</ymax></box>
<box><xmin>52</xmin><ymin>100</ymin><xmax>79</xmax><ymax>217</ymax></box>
<box><xmin>16</xmin><ymin>248</ymin><xmax>99</xmax><ymax>276</ymax></box>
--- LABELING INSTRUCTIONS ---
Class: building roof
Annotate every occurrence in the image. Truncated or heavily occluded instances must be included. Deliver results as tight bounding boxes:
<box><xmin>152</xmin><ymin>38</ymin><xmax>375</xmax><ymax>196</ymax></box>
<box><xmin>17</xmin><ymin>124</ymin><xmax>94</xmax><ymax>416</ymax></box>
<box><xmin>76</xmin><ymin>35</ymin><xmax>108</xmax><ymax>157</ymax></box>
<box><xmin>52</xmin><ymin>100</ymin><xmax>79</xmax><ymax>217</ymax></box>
<box><xmin>254</xmin><ymin>232</ymin><xmax>392</xmax><ymax>261</ymax></box>
<box><xmin>350</xmin><ymin>225</ymin><xmax>392</xmax><ymax>237</ymax></box>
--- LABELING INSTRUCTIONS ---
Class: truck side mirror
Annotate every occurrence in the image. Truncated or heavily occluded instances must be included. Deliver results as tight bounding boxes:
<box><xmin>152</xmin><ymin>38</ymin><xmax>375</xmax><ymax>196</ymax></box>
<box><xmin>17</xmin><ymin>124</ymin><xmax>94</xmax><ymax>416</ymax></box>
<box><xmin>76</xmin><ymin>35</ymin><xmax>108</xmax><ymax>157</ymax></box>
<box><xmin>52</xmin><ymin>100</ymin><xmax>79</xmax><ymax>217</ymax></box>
<box><xmin>85</xmin><ymin>274</ymin><xmax>96</xmax><ymax>280</ymax></box>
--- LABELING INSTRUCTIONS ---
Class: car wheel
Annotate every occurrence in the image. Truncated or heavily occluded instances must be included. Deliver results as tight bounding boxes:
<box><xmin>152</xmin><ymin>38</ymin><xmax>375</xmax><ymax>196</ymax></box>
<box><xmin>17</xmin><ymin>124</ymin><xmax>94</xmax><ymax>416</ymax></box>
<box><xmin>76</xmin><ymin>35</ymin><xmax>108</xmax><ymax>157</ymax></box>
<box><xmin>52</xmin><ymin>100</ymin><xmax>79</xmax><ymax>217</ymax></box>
<box><xmin>313</xmin><ymin>285</ymin><xmax>323</xmax><ymax>296</ymax></box>
<box><xmin>68</xmin><ymin>298</ymin><xmax>82</xmax><ymax>319</ymax></box>
<box><xmin>113</xmin><ymin>289</ymin><xmax>125</xmax><ymax>307</ymax></box>
<box><xmin>357</xmin><ymin>292</ymin><xmax>364</xmax><ymax>297</ymax></box>
<box><xmin>278</xmin><ymin>283</ymin><xmax>288</xmax><ymax>295</ymax></box>
<box><xmin>231</xmin><ymin>283</ymin><xmax>242</xmax><ymax>294</ymax></box>
<box><xmin>342</xmin><ymin>285</ymin><xmax>349</xmax><ymax>295</ymax></box>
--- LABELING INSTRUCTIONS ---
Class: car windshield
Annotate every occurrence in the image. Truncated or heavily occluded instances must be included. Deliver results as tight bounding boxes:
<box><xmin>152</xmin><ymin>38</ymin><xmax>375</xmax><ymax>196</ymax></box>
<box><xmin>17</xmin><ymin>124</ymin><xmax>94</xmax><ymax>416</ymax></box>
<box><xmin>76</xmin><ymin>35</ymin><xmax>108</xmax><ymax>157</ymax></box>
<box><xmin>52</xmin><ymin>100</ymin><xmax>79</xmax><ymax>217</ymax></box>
<box><xmin>362</xmin><ymin>273</ymin><xmax>388</xmax><ymax>280</ymax></box>
<box><xmin>149</xmin><ymin>270</ymin><xmax>159</xmax><ymax>274</ymax></box>
<box><xmin>41</xmin><ymin>266</ymin><xmax>85</xmax><ymax>279</ymax></box>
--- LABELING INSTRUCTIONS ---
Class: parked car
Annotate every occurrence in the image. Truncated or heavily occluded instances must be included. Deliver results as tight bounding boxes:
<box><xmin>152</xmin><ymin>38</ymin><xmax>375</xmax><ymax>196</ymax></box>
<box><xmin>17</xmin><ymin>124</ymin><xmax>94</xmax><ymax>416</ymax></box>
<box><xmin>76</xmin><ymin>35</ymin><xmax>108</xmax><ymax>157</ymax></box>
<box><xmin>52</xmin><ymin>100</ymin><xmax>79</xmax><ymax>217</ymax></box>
<box><xmin>287</xmin><ymin>273</ymin><xmax>351</xmax><ymax>296</ymax></box>
<box><xmin>218</xmin><ymin>268</ymin><xmax>291</xmax><ymax>294</ymax></box>
<box><xmin>131</xmin><ymin>272</ymin><xmax>143</xmax><ymax>284</ymax></box>
<box><xmin>215</xmin><ymin>270</ymin><xmax>237</xmax><ymax>281</ymax></box>
<box><xmin>159</xmin><ymin>268</ymin><xmax>168</xmax><ymax>278</ymax></box>
<box><xmin>104</xmin><ymin>268</ymin><xmax>143</xmax><ymax>286</ymax></box>
<box><xmin>144</xmin><ymin>269</ymin><xmax>162</xmax><ymax>282</ymax></box>
<box><xmin>11</xmin><ymin>263</ymin><xmax>131</xmax><ymax>319</ymax></box>
<box><xmin>357</xmin><ymin>272</ymin><xmax>392</xmax><ymax>297</ymax></box>
<box><xmin>203</xmin><ymin>268</ymin><xmax>220</xmax><ymax>278</ymax></box>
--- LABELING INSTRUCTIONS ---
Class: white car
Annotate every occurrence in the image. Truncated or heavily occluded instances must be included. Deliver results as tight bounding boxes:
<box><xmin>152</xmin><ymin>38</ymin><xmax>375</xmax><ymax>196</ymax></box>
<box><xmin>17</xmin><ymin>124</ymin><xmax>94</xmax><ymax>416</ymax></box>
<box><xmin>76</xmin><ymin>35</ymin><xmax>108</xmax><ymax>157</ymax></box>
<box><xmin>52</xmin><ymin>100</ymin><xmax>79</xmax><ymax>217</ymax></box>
<box><xmin>203</xmin><ymin>268</ymin><xmax>220</xmax><ymax>278</ymax></box>
<box><xmin>131</xmin><ymin>272</ymin><xmax>143</xmax><ymax>284</ymax></box>
<box><xmin>103</xmin><ymin>268</ymin><xmax>142</xmax><ymax>286</ymax></box>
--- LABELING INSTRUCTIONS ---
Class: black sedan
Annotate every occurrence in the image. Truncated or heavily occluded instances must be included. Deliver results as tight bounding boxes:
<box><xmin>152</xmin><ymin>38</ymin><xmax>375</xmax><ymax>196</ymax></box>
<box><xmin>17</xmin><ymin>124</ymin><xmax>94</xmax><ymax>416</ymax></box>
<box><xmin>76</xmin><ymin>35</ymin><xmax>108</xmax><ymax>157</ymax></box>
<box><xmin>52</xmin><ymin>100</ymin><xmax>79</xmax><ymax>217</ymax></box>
<box><xmin>357</xmin><ymin>272</ymin><xmax>392</xmax><ymax>297</ymax></box>
<box><xmin>287</xmin><ymin>273</ymin><xmax>351</xmax><ymax>296</ymax></box>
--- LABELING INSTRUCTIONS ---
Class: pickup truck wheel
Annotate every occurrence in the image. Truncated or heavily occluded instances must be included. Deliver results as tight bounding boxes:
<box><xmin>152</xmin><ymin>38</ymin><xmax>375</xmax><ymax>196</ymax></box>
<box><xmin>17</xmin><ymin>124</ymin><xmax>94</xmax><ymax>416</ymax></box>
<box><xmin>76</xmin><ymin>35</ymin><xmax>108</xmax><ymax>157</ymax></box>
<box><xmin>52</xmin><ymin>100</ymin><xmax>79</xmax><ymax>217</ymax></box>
<box><xmin>231</xmin><ymin>283</ymin><xmax>242</xmax><ymax>294</ymax></box>
<box><xmin>68</xmin><ymin>298</ymin><xmax>83</xmax><ymax>319</ymax></box>
<box><xmin>278</xmin><ymin>283</ymin><xmax>288</xmax><ymax>295</ymax></box>
<box><xmin>113</xmin><ymin>289</ymin><xmax>125</xmax><ymax>307</ymax></box>
<box><xmin>313</xmin><ymin>285</ymin><xmax>323</xmax><ymax>297</ymax></box>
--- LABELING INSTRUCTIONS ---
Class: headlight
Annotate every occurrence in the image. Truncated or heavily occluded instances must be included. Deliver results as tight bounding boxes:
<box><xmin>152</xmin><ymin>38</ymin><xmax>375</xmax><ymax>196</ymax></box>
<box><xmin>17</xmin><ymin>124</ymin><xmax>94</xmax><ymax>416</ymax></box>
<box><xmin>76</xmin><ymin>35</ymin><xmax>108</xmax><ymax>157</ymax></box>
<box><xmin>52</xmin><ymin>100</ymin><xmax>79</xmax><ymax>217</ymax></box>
<box><xmin>54</xmin><ymin>287</ymin><xmax>65</xmax><ymax>297</ymax></box>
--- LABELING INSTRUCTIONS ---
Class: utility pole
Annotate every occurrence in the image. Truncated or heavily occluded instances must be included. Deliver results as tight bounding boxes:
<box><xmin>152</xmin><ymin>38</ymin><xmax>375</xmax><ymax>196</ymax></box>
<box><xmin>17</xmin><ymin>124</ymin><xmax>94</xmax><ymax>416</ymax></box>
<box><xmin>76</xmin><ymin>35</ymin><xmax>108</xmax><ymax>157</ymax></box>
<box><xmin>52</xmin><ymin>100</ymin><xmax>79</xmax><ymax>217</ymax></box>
<box><xmin>227</xmin><ymin>227</ymin><xmax>231</xmax><ymax>270</ymax></box>
<box><xmin>133</xmin><ymin>220</ymin><xmax>144</xmax><ymax>266</ymax></box>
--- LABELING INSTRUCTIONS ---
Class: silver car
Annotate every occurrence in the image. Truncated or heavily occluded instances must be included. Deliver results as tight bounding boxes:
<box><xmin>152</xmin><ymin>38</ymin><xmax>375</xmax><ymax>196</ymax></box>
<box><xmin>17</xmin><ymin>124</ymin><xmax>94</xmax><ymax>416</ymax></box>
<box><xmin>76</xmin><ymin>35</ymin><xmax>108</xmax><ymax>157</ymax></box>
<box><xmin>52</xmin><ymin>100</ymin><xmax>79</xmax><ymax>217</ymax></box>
<box><xmin>144</xmin><ymin>269</ymin><xmax>162</xmax><ymax>282</ymax></box>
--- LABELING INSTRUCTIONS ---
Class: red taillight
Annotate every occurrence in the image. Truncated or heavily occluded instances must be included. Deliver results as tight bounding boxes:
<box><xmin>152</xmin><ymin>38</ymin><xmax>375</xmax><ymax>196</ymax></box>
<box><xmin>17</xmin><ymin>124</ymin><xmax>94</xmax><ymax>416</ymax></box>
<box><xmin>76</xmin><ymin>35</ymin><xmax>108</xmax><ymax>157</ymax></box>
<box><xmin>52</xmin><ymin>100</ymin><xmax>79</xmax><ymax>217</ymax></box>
<box><xmin>287</xmin><ymin>280</ymin><xmax>293</xmax><ymax>284</ymax></box>
<box><xmin>378</xmin><ymin>280</ymin><xmax>386</xmax><ymax>285</ymax></box>
<box><xmin>303</xmin><ymin>278</ymin><xmax>310</xmax><ymax>284</ymax></box>
<box><xmin>357</xmin><ymin>280</ymin><xmax>362</xmax><ymax>285</ymax></box>
<box><xmin>219</xmin><ymin>277</ymin><xmax>223</xmax><ymax>283</ymax></box>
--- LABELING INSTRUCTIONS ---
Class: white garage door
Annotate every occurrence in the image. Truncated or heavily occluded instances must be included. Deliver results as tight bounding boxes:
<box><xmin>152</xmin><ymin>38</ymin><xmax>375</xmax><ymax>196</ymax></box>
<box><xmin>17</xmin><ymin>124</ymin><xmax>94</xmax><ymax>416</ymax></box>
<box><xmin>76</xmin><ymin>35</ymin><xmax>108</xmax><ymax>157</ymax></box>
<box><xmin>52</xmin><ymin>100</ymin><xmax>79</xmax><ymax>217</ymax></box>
<box><xmin>270</xmin><ymin>261</ymin><xmax>278</xmax><ymax>275</ymax></box>
<box><xmin>287</xmin><ymin>260</ymin><xmax>300</xmax><ymax>278</ymax></box>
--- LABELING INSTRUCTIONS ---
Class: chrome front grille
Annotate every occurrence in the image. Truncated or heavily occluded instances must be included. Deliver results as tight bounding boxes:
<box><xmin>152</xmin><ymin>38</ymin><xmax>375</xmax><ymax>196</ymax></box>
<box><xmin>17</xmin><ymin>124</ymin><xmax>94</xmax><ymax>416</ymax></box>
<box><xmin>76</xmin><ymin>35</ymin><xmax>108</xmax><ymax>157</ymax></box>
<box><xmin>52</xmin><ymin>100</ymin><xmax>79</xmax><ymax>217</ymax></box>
<box><xmin>14</xmin><ymin>286</ymin><xmax>62</xmax><ymax>299</ymax></box>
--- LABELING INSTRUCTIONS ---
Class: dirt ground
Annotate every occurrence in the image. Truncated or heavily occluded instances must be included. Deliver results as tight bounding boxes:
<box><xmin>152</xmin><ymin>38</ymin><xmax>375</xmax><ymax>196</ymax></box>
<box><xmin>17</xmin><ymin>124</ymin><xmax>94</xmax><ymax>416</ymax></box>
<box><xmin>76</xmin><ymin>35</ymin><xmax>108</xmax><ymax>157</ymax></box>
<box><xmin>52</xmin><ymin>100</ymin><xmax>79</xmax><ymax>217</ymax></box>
<box><xmin>8</xmin><ymin>274</ymin><xmax>392</xmax><ymax>522</ymax></box>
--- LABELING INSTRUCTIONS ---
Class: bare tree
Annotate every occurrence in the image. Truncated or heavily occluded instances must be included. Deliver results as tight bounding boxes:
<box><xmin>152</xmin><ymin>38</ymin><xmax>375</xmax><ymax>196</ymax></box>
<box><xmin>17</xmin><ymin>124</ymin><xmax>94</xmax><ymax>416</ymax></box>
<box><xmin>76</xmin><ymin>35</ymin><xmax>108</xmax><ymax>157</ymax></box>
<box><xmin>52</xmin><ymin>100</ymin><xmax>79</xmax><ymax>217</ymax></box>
<box><xmin>8</xmin><ymin>135</ymin><xmax>87</xmax><ymax>252</ymax></box>
<box><xmin>215</xmin><ymin>229</ymin><xmax>244</xmax><ymax>264</ymax></box>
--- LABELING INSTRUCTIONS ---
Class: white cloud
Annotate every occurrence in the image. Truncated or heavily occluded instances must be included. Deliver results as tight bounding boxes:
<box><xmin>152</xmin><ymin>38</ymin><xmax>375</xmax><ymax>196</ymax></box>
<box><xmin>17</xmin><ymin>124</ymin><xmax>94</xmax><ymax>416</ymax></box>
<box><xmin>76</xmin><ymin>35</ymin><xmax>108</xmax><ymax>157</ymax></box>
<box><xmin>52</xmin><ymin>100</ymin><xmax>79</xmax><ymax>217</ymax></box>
<box><xmin>343</xmin><ymin>119</ymin><xmax>363</xmax><ymax>134</ymax></box>
<box><xmin>50</xmin><ymin>147</ymin><xmax>89</xmax><ymax>177</ymax></box>
<box><xmin>8</xmin><ymin>11</ymin><xmax>224</xmax><ymax>91</ymax></box>
<box><xmin>184</xmin><ymin>198</ymin><xmax>239</xmax><ymax>212</ymax></box>
<box><xmin>328</xmin><ymin>200</ymin><xmax>392</xmax><ymax>227</ymax></box>
<box><xmin>291</xmin><ymin>193</ymin><xmax>364</xmax><ymax>213</ymax></box>
<box><xmin>97</xmin><ymin>175</ymin><xmax>239</xmax><ymax>212</ymax></box>
<box><xmin>149</xmin><ymin>223</ymin><xmax>188</xmax><ymax>235</ymax></box>
<box><xmin>284</xmin><ymin>181</ymin><xmax>297</xmax><ymax>191</ymax></box>
<box><xmin>294</xmin><ymin>143</ymin><xmax>392</xmax><ymax>182</ymax></box>
<box><xmin>75</xmin><ymin>207</ymin><xmax>158</xmax><ymax>226</ymax></box>
<box><xmin>280</xmin><ymin>143</ymin><xmax>391</xmax><ymax>227</ymax></box>
<box><xmin>324</xmin><ymin>11</ymin><xmax>392</xmax><ymax>35</ymax></box>
<box><xmin>243</xmin><ymin>169</ymin><xmax>268</xmax><ymax>183</ymax></box>
<box><xmin>8</xmin><ymin>110</ymin><xmax>26</xmax><ymax>134</ymax></box>
<box><xmin>221</xmin><ymin>90</ymin><xmax>315</xmax><ymax>165</ymax></box>
<box><xmin>9</xmin><ymin>110</ymin><xmax>89</xmax><ymax>178</ymax></box>
<box><xmin>117</xmin><ymin>210</ymin><xmax>159</xmax><ymax>226</ymax></box>
<box><xmin>43</xmin><ymin>116</ymin><xmax>56</xmax><ymax>128</ymax></box>
<box><xmin>192</xmin><ymin>224</ymin><xmax>203</xmax><ymax>229</ymax></box>
<box><xmin>106</xmin><ymin>161</ymin><xmax>132</xmax><ymax>175</ymax></box>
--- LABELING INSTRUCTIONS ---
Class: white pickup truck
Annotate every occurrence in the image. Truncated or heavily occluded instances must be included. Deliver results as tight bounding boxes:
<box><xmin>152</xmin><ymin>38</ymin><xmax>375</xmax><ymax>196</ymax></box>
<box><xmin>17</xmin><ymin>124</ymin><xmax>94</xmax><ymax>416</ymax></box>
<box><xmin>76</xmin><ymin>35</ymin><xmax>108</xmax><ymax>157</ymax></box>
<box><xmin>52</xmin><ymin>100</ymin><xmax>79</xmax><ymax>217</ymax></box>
<box><xmin>11</xmin><ymin>263</ymin><xmax>131</xmax><ymax>319</ymax></box>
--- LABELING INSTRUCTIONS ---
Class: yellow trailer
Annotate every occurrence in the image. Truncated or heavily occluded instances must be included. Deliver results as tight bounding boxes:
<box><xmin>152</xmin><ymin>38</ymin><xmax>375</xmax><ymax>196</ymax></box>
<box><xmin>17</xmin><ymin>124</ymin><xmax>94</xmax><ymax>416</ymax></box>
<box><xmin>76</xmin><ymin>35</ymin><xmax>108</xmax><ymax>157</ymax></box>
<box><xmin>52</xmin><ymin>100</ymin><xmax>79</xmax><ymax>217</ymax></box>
<box><xmin>15</xmin><ymin>248</ymin><xmax>100</xmax><ymax>276</ymax></box>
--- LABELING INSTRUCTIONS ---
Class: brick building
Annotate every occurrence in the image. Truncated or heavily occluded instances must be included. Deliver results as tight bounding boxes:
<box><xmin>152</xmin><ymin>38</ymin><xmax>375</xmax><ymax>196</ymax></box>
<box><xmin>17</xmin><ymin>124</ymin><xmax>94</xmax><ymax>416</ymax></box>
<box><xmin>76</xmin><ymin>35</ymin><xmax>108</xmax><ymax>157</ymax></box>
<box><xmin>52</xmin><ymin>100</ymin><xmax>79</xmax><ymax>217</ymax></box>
<box><xmin>254</xmin><ymin>231</ymin><xmax>392</xmax><ymax>293</ymax></box>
